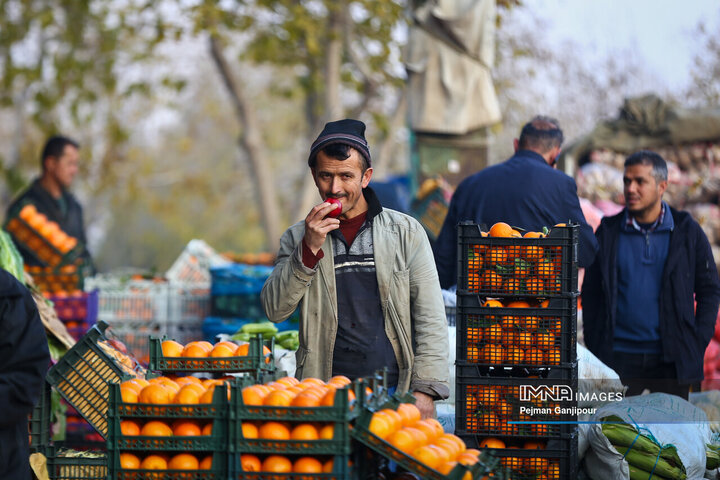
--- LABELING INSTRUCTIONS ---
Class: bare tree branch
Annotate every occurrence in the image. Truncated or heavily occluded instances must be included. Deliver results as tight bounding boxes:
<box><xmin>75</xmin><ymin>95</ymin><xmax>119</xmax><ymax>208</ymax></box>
<box><xmin>209</xmin><ymin>34</ymin><xmax>281</xmax><ymax>252</ymax></box>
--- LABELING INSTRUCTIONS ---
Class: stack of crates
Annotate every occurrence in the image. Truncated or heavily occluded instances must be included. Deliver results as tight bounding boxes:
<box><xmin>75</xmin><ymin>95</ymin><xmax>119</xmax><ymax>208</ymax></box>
<box><xmin>85</xmin><ymin>275</ymin><xmax>210</xmax><ymax>365</ymax></box>
<box><xmin>106</xmin><ymin>333</ymin><xmax>275</xmax><ymax>479</ymax></box>
<box><xmin>454</xmin><ymin>222</ymin><xmax>579</xmax><ymax>479</ymax></box>
<box><xmin>205</xmin><ymin>263</ymin><xmax>296</xmax><ymax>341</ymax></box>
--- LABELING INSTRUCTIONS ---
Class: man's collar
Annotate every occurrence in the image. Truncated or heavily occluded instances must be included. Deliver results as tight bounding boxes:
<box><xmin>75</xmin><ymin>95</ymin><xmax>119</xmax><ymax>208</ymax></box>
<box><xmin>623</xmin><ymin>202</ymin><xmax>673</xmax><ymax>233</ymax></box>
<box><xmin>516</xmin><ymin>149</ymin><xmax>550</xmax><ymax>165</ymax></box>
<box><xmin>363</xmin><ymin>186</ymin><xmax>383</xmax><ymax>221</ymax></box>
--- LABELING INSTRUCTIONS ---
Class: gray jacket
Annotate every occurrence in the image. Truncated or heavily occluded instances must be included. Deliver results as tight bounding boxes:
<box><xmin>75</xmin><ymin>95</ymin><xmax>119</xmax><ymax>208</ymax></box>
<box><xmin>261</xmin><ymin>207</ymin><xmax>450</xmax><ymax>398</ymax></box>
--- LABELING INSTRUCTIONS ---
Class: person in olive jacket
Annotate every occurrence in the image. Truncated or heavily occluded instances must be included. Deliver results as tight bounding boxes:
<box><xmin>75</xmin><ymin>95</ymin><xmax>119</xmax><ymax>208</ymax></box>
<box><xmin>0</xmin><ymin>268</ymin><xmax>50</xmax><ymax>479</ymax></box>
<box><xmin>582</xmin><ymin>150</ymin><xmax>720</xmax><ymax>399</ymax></box>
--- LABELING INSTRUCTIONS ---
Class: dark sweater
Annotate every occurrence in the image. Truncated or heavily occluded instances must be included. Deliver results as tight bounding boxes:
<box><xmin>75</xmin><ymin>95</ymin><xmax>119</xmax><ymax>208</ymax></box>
<box><xmin>614</xmin><ymin>206</ymin><xmax>673</xmax><ymax>353</ymax></box>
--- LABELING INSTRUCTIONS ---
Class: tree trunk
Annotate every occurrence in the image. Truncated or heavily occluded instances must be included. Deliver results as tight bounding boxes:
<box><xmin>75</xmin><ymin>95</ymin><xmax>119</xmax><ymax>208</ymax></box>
<box><xmin>209</xmin><ymin>35</ymin><xmax>281</xmax><ymax>253</ymax></box>
<box><xmin>294</xmin><ymin>4</ymin><xmax>346</xmax><ymax>221</ymax></box>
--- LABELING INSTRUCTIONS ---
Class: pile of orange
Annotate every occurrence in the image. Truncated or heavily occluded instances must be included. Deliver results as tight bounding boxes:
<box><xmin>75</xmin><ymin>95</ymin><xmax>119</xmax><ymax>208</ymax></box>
<box><xmin>463</xmin><ymin>385</ymin><xmax>561</xmax><ymax>438</ymax></box>
<box><xmin>476</xmin><ymin>438</ymin><xmax>560</xmax><ymax>479</ymax></box>
<box><xmin>8</xmin><ymin>204</ymin><xmax>78</xmax><ymax>258</ymax></box>
<box><xmin>119</xmin><ymin>451</ymin><xmax>213</xmax><ymax>472</ymax></box>
<box><xmin>161</xmin><ymin>339</ymin><xmax>272</xmax><ymax>363</ymax></box>
<box><xmin>240</xmin><ymin>453</ymin><xmax>342</xmax><ymax>474</ymax></box>
<box><xmin>368</xmin><ymin>403</ymin><xmax>481</xmax><ymax>477</ymax></box>
<box><xmin>119</xmin><ymin>375</ymin><xmax>231</xmax><ymax>406</ymax></box>
<box><xmin>465</xmin><ymin>299</ymin><xmax>562</xmax><ymax>366</ymax></box>
<box><xmin>466</xmin><ymin>222</ymin><xmax>565</xmax><ymax>296</ymax></box>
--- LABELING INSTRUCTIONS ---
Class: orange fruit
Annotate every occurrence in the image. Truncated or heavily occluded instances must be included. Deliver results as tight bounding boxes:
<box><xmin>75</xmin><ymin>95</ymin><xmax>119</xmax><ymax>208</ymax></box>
<box><xmin>258</xmin><ymin>421</ymin><xmax>291</xmax><ymax>440</ymax></box>
<box><xmin>435</xmin><ymin>438</ymin><xmax>461</xmax><ymax>461</ymax></box>
<box><xmin>322</xmin><ymin>458</ymin><xmax>334</xmax><ymax>473</ymax></box>
<box><xmin>291</xmin><ymin>391</ymin><xmax>322</xmax><ymax>407</ymax></box>
<box><xmin>168</xmin><ymin>453</ymin><xmax>199</xmax><ymax>470</ymax></box>
<box><xmin>139</xmin><ymin>384</ymin><xmax>172</xmax><ymax>404</ymax></box>
<box><xmin>172</xmin><ymin>420</ymin><xmax>202</xmax><ymax>436</ymax></box>
<box><xmin>199</xmin><ymin>455</ymin><xmax>212</xmax><ymax>470</ymax></box>
<box><xmin>424</xmin><ymin>418</ymin><xmax>446</xmax><ymax>438</ymax></box>
<box><xmin>141</xmin><ymin>454</ymin><xmax>167</xmax><ymax>470</ymax></box>
<box><xmin>412</xmin><ymin>445</ymin><xmax>441</xmax><ymax>469</ymax></box>
<box><xmin>120</xmin><ymin>420</ymin><xmax>141</xmax><ymax>436</ymax></box>
<box><xmin>173</xmin><ymin>385</ymin><xmax>201</xmax><ymax>405</ymax></box>
<box><xmin>369</xmin><ymin>413</ymin><xmax>392</xmax><ymax>439</ymax></box>
<box><xmin>202</xmin><ymin>422</ymin><xmax>213</xmax><ymax>436</ymax></box>
<box><xmin>397</xmin><ymin>403</ymin><xmax>422</xmax><ymax>427</ymax></box>
<box><xmin>319</xmin><ymin>423</ymin><xmax>334</xmax><ymax>439</ymax></box>
<box><xmin>481</xmin><ymin>270</ymin><xmax>503</xmax><ymax>290</ymax></box>
<box><xmin>292</xmin><ymin>457</ymin><xmax>323</xmax><ymax>473</ymax></box>
<box><xmin>489</xmin><ymin>222</ymin><xmax>513</xmax><ymax>237</ymax></box>
<box><xmin>209</xmin><ymin>343</ymin><xmax>236</xmax><ymax>358</ymax></box>
<box><xmin>480</xmin><ymin>344</ymin><xmax>503</xmax><ymax>364</ymax></box>
<box><xmin>378</xmin><ymin>409</ymin><xmax>403</xmax><ymax>433</ymax></box>
<box><xmin>414</xmin><ymin>419</ymin><xmax>441</xmax><ymax>443</ymax></box>
<box><xmin>387</xmin><ymin>428</ymin><xmax>419</xmax><ymax>454</ymax></box>
<box><xmin>161</xmin><ymin>340</ymin><xmax>184</xmax><ymax>357</ymax></box>
<box><xmin>120</xmin><ymin>383</ymin><xmax>139</xmax><ymax>403</ymax></box>
<box><xmin>299</xmin><ymin>377</ymin><xmax>326</xmax><ymax>387</ymax></box>
<box><xmin>261</xmin><ymin>455</ymin><xmax>292</xmax><ymax>474</ymax></box>
<box><xmin>240</xmin><ymin>454</ymin><xmax>261</xmax><ymax>472</ymax></box>
<box><xmin>437</xmin><ymin>460</ymin><xmax>458</xmax><ymax>475</ymax></box>
<box><xmin>328</xmin><ymin>375</ymin><xmax>351</xmax><ymax>386</ymax></box>
<box><xmin>241</xmin><ymin>422</ymin><xmax>258</xmax><ymax>439</ymax></box>
<box><xmin>290</xmin><ymin>423</ymin><xmax>319</xmax><ymax>441</ymax></box>
<box><xmin>120</xmin><ymin>453</ymin><xmax>141</xmax><ymax>469</ymax></box>
<box><xmin>275</xmin><ymin>376</ymin><xmax>300</xmax><ymax>388</ymax></box>
<box><xmin>263</xmin><ymin>389</ymin><xmax>294</xmax><ymax>406</ymax></box>
<box><xmin>140</xmin><ymin>420</ymin><xmax>173</xmax><ymax>436</ymax></box>
<box><xmin>242</xmin><ymin>385</ymin><xmax>268</xmax><ymax>406</ymax></box>
<box><xmin>457</xmin><ymin>452</ymin><xmax>479</xmax><ymax>465</ymax></box>
<box><xmin>524</xmin><ymin>440</ymin><xmax>545</xmax><ymax>450</ymax></box>
<box><xmin>181</xmin><ymin>343</ymin><xmax>208</xmax><ymax>358</ymax></box>
<box><xmin>440</xmin><ymin>433</ymin><xmax>466</xmax><ymax>454</ymax></box>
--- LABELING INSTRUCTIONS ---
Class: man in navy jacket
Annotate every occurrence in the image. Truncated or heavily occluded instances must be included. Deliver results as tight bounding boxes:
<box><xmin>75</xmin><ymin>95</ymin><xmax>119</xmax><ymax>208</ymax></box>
<box><xmin>433</xmin><ymin>116</ymin><xmax>598</xmax><ymax>289</ymax></box>
<box><xmin>582</xmin><ymin>150</ymin><xmax>720</xmax><ymax>399</ymax></box>
<box><xmin>0</xmin><ymin>268</ymin><xmax>50</xmax><ymax>479</ymax></box>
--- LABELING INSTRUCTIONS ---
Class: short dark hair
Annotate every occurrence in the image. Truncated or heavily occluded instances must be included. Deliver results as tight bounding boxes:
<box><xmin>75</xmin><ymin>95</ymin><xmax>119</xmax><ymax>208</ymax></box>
<box><xmin>311</xmin><ymin>143</ymin><xmax>370</xmax><ymax>172</ymax></box>
<box><xmin>41</xmin><ymin>135</ymin><xmax>79</xmax><ymax>170</ymax></box>
<box><xmin>624</xmin><ymin>150</ymin><xmax>668</xmax><ymax>182</ymax></box>
<box><xmin>518</xmin><ymin>115</ymin><xmax>564</xmax><ymax>153</ymax></box>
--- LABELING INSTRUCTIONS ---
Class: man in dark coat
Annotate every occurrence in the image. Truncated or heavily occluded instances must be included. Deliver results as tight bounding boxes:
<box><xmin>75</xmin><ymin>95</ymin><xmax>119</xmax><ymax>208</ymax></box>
<box><xmin>6</xmin><ymin>135</ymin><xmax>94</xmax><ymax>273</ymax></box>
<box><xmin>433</xmin><ymin>115</ymin><xmax>598</xmax><ymax>288</ymax></box>
<box><xmin>582</xmin><ymin>150</ymin><xmax>720</xmax><ymax>399</ymax></box>
<box><xmin>0</xmin><ymin>268</ymin><xmax>50</xmax><ymax>479</ymax></box>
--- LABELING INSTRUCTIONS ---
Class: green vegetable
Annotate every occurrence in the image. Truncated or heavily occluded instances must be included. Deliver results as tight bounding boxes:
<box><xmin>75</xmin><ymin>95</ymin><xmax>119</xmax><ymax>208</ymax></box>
<box><xmin>614</xmin><ymin>446</ymin><xmax>686</xmax><ymax>479</ymax></box>
<box><xmin>706</xmin><ymin>447</ymin><xmax>720</xmax><ymax>470</ymax></box>
<box><xmin>279</xmin><ymin>338</ymin><xmax>299</xmax><ymax>350</ymax></box>
<box><xmin>240</xmin><ymin>321</ymin><xmax>278</xmax><ymax>335</ymax></box>
<box><xmin>230</xmin><ymin>332</ymin><xmax>251</xmax><ymax>342</ymax></box>
<box><xmin>275</xmin><ymin>330</ymin><xmax>299</xmax><ymax>341</ymax></box>
<box><xmin>628</xmin><ymin>464</ymin><xmax>670</xmax><ymax>480</ymax></box>
<box><xmin>602</xmin><ymin>417</ymin><xmax>682</xmax><ymax>468</ymax></box>
<box><xmin>0</xmin><ymin>230</ymin><xmax>24</xmax><ymax>281</ymax></box>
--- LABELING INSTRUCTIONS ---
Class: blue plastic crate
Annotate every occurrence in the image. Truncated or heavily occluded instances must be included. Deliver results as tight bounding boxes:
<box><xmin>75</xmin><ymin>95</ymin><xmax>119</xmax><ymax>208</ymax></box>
<box><xmin>210</xmin><ymin>264</ymin><xmax>274</xmax><ymax>296</ymax></box>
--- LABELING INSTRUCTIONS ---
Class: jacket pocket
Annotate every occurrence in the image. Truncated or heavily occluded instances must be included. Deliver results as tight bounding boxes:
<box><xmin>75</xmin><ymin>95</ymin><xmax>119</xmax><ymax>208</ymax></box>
<box><xmin>295</xmin><ymin>346</ymin><xmax>309</xmax><ymax>379</ymax></box>
<box><xmin>391</xmin><ymin>269</ymin><xmax>410</xmax><ymax>310</ymax></box>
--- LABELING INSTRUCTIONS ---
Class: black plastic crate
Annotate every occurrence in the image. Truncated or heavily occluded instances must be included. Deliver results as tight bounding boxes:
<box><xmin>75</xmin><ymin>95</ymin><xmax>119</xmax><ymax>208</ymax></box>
<box><xmin>30</xmin><ymin>380</ymin><xmax>52</xmax><ymax>451</ymax></box>
<box><xmin>455</xmin><ymin>296</ymin><xmax>577</xmax><ymax>374</ymax></box>
<box><xmin>44</xmin><ymin>445</ymin><xmax>107</xmax><ymax>480</ymax></box>
<box><xmin>461</xmin><ymin>435</ymin><xmax>578</xmax><ymax>480</ymax></box>
<box><xmin>456</xmin><ymin>222</ymin><xmax>578</xmax><ymax>298</ymax></box>
<box><xmin>45</xmin><ymin>321</ymin><xmax>145</xmax><ymax>439</ymax></box>
<box><xmin>455</xmin><ymin>373</ymin><xmax>578</xmax><ymax>441</ymax></box>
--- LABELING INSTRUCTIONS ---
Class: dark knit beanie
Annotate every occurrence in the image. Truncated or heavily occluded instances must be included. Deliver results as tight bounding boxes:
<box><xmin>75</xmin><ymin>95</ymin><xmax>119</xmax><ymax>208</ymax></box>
<box><xmin>308</xmin><ymin>119</ymin><xmax>371</xmax><ymax>167</ymax></box>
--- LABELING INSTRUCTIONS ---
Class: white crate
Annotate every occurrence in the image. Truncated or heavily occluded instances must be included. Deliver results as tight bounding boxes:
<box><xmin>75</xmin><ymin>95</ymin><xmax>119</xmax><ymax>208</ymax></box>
<box><xmin>104</xmin><ymin>319</ymin><xmax>165</xmax><ymax>366</ymax></box>
<box><xmin>167</xmin><ymin>283</ymin><xmax>210</xmax><ymax>344</ymax></box>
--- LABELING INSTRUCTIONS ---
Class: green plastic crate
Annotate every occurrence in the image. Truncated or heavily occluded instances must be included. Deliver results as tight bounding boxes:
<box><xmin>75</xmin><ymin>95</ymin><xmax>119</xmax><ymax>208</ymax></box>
<box><xmin>107</xmin><ymin>382</ymin><xmax>229</xmax><ymax>451</ymax></box>
<box><xmin>350</xmin><ymin>394</ymin><xmax>502</xmax><ymax>480</ymax></box>
<box><xmin>44</xmin><ymin>446</ymin><xmax>107</xmax><ymax>480</ymax></box>
<box><xmin>30</xmin><ymin>380</ymin><xmax>52</xmax><ymax>451</ymax></box>
<box><xmin>232</xmin><ymin>453</ymin><xmax>352</xmax><ymax>480</ymax></box>
<box><xmin>147</xmin><ymin>334</ymin><xmax>275</xmax><ymax>374</ymax></box>
<box><xmin>46</xmin><ymin>321</ymin><xmax>144</xmax><ymax>439</ymax></box>
<box><xmin>107</xmin><ymin>449</ymin><xmax>226</xmax><ymax>480</ymax></box>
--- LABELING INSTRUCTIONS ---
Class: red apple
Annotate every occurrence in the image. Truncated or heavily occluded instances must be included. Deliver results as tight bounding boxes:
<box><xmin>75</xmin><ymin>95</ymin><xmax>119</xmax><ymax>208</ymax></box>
<box><xmin>326</xmin><ymin>198</ymin><xmax>342</xmax><ymax>218</ymax></box>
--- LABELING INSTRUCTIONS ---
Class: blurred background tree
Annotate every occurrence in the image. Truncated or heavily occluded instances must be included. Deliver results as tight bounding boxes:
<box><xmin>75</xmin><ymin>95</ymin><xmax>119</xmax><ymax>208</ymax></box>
<box><xmin>0</xmin><ymin>1</ymin><xmax>717</xmax><ymax>272</ymax></box>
